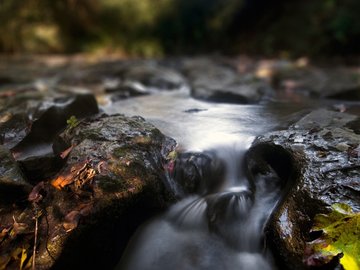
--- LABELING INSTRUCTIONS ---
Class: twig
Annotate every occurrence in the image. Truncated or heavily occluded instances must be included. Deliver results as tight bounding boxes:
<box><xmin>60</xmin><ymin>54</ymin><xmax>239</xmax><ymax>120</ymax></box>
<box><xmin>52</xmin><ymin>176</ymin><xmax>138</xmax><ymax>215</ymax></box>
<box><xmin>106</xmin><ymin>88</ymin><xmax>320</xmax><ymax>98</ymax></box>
<box><xmin>44</xmin><ymin>210</ymin><xmax>56</xmax><ymax>261</ymax></box>
<box><xmin>32</xmin><ymin>209</ymin><xmax>39</xmax><ymax>270</ymax></box>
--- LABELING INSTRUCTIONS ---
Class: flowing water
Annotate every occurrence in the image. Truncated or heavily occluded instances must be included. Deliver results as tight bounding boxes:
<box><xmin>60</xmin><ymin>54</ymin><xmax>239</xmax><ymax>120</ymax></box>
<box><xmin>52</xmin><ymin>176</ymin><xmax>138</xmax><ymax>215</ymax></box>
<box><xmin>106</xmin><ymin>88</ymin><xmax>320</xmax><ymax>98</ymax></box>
<box><xmin>103</xmin><ymin>88</ymin><xmax>314</xmax><ymax>270</ymax></box>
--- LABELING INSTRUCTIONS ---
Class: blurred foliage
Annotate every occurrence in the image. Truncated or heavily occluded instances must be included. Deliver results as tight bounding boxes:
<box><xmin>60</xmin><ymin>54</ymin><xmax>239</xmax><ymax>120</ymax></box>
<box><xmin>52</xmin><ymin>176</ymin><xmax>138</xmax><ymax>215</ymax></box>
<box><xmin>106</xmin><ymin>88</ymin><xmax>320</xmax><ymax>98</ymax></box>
<box><xmin>0</xmin><ymin>0</ymin><xmax>360</xmax><ymax>57</ymax></box>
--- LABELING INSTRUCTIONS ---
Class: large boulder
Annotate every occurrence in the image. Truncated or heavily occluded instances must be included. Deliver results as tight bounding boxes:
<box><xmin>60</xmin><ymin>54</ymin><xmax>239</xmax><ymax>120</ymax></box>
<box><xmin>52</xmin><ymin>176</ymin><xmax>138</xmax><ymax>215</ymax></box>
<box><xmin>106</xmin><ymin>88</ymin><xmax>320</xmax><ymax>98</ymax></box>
<box><xmin>0</xmin><ymin>114</ymin><xmax>177</xmax><ymax>270</ymax></box>
<box><xmin>246</xmin><ymin>109</ymin><xmax>360</xmax><ymax>269</ymax></box>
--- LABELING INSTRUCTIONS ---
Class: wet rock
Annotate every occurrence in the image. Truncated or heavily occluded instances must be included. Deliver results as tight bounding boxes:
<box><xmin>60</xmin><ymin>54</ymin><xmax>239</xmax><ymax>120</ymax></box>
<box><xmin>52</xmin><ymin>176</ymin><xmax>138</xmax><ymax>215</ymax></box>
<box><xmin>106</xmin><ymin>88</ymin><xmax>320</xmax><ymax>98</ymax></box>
<box><xmin>247</xmin><ymin>109</ymin><xmax>360</xmax><ymax>269</ymax></box>
<box><xmin>0</xmin><ymin>93</ymin><xmax>99</xmax><ymax>182</ymax></box>
<box><xmin>0</xmin><ymin>145</ymin><xmax>32</xmax><ymax>204</ymax></box>
<box><xmin>0</xmin><ymin>114</ymin><xmax>176</xmax><ymax>270</ymax></box>
<box><xmin>272</xmin><ymin>65</ymin><xmax>360</xmax><ymax>100</ymax></box>
<box><xmin>0</xmin><ymin>90</ymin><xmax>45</xmax><ymax>148</ymax></box>
<box><xmin>103</xmin><ymin>64</ymin><xmax>187</xmax><ymax>101</ymax></box>
<box><xmin>104</xmin><ymin>79</ymin><xmax>149</xmax><ymax>101</ymax></box>
<box><xmin>0</xmin><ymin>92</ymin><xmax>98</xmax><ymax>149</ymax></box>
<box><xmin>183</xmin><ymin>58</ymin><xmax>271</xmax><ymax>104</ymax></box>
<box><xmin>122</xmin><ymin>64</ymin><xmax>186</xmax><ymax>92</ymax></box>
<box><xmin>171</xmin><ymin>152</ymin><xmax>225</xmax><ymax>196</ymax></box>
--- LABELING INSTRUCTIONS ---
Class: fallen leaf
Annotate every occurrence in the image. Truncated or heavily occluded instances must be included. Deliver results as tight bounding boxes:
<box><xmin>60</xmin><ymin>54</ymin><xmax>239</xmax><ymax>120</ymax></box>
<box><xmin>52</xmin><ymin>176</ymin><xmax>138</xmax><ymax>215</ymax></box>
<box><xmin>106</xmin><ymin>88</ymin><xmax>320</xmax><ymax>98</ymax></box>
<box><xmin>51</xmin><ymin>160</ymin><xmax>96</xmax><ymax>190</ymax></box>
<box><xmin>28</xmin><ymin>182</ymin><xmax>45</xmax><ymax>203</ymax></box>
<box><xmin>167</xmin><ymin>150</ymin><xmax>177</xmax><ymax>160</ymax></box>
<box><xmin>304</xmin><ymin>203</ymin><xmax>360</xmax><ymax>269</ymax></box>
<box><xmin>60</xmin><ymin>145</ymin><xmax>74</xmax><ymax>159</ymax></box>
<box><xmin>63</xmin><ymin>211</ymin><xmax>81</xmax><ymax>232</ymax></box>
<box><xmin>51</xmin><ymin>174</ymin><xmax>73</xmax><ymax>190</ymax></box>
<box><xmin>97</xmin><ymin>161</ymin><xmax>107</xmax><ymax>174</ymax></box>
<box><xmin>19</xmin><ymin>248</ymin><xmax>27</xmax><ymax>270</ymax></box>
<box><xmin>0</xmin><ymin>90</ymin><xmax>16</xmax><ymax>98</ymax></box>
<box><xmin>0</xmin><ymin>227</ymin><xmax>10</xmax><ymax>240</ymax></box>
<box><xmin>10</xmin><ymin>216</ymin><xmax>28</xmax><ymax>238</ymax></box>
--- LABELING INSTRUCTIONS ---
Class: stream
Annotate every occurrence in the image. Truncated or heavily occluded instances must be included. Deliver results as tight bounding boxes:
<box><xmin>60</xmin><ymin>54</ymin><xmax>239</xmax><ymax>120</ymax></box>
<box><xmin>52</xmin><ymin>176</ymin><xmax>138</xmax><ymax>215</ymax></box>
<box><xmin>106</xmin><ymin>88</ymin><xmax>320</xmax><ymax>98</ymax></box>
<box><xmin>103</xmin><ymin>88</ymin><xmax>315</xmax><ymax>270</ymax></box>
<box><xmin>2</xmin><ymin>57</ymin><xmax>360</xmax><ymax>270</ymax></box>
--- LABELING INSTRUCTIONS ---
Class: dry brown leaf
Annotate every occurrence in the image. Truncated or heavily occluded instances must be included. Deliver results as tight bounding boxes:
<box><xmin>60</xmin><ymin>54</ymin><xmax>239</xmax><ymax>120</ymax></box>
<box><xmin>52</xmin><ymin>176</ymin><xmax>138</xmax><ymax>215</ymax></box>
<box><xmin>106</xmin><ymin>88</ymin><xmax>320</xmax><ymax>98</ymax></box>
<box><xmin>63</xmin><ymin>211</ymin><xmax>81</xmax><ymax>232</ymax></box>
<box><xmin>28</xmin><ymin>182</ymin><xmax>45</xmax><ymax>203</ymax></box>
<box><xmin>60</xmin><ymin>145</ymin><xmax>74</xmax><ymax>159</ymax></box>
<box><xmin>51</xmin><ymin>160</ymin><xmax>96</xmax><ymax>190</ymax></box>
<box><xmin>0</xmin><ymin>227</ymin><xmax>11</xmax><ymax>240</ymax></box>
<box><xmin>10</xmin><ymin>216</ymin><xmax>28</xmax><ymax>238</ymax></box>
<box><xmin>51</xmin><ymin>174</ymin><xmax>74</xmax><ymax>190</ymax></box>
<box><xmin>0</xmin><ymin>90</ymin><xmax>16</xmax><ymax>98</ymax></box>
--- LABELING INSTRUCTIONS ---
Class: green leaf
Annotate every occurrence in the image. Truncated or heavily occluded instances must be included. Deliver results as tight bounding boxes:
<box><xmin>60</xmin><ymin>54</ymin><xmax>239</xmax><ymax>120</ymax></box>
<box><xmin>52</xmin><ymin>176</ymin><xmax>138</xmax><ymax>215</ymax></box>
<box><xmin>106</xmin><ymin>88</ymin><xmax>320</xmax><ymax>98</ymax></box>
<box><xmin>66</xmin><ymin>115</ymin><xmax>79</xmax><ymax>129</ymax></box>
<box><xmin>305</xmin><ymin>203</ymin><xmax>360</xmax><ymax>270</ymax></box>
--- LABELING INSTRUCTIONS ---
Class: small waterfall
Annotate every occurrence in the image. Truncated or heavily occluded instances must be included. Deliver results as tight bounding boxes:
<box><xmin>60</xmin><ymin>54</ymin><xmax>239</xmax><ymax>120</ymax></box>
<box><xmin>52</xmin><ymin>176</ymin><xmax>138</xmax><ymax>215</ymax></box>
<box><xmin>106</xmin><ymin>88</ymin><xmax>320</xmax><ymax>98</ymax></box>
<box><xmin>117</xmin><ymin>142</ymin><xmax>283</xmax><ymax>270</ymax></box>
<box><xmin>104</xmin><ymin>88</ymin><xmax>305</xmax><ymax>270</ymax></box>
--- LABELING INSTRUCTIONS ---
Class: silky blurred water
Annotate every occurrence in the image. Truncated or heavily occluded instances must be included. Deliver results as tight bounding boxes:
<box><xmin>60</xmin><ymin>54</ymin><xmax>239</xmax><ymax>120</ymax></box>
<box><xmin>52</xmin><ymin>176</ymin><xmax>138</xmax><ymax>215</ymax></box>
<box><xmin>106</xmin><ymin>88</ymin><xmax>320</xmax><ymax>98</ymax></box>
<box><xmin>104</xmin><ymin>90</ymin><xmax>311</xmax><ymax>270</ymax></box>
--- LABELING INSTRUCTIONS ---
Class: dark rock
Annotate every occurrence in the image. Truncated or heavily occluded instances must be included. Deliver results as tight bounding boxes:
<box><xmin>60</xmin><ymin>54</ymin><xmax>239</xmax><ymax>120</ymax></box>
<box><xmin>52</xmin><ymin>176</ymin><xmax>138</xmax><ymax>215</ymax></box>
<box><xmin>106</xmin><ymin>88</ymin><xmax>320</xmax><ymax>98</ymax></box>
<box><xmin>247</xmin><ymin>109</ymin><xmax>360</xmax><ymax>269</ymax></box>
<box><xmin>1</xmin><ymin>93</ymin><xmax>99</xmax><ymax>182</ymax></box>
<box><xmin>101</xmin><ymin>63</ymin><xmax>187</xmax><ymax>101</ymax></box>
<box><xmin>0</xmin><ymin>90</ymin><xmax>45</xmax><ymax>148</ymax></box>
<box><xmin>0</xmin><ymin>92</ymin><xmax>98</xmax><ymax>149</ymax></box>
<box><xmin>272</xmin><ymin>65</ymin><xmax>360</xmax><ymax>100</ymax></box>
<box><xmin>171</xmin><ymin>152</ymin><xmax>225</xmax><ymax>196</ymax></box>
<box><xmin>183</xmin><ymin>108</ymin><xmax>207</xmax><ymax>113</ymax></box>
<box><xmin>105</xmin><ymin>80</ymin><xmax>149</xmax><ymax>101</ymax></box>
<box><xmin>25</xmin><ymin>114</ymin><xmax>176</xmax><ymax>269</ymax></box>
<box><xmin>183</xmin><ymin>58</ymin><xmax>272</xmax><ymax>104</ymax></box>
<box><xmin>0</xmin><ymin>145</ymin><xmax>32</xmax><ymax>204</ymax></box>
<box><xmin>122</xmin><ymin>64</ymin><xmax>186</xmax><ymax>92</ymax></box>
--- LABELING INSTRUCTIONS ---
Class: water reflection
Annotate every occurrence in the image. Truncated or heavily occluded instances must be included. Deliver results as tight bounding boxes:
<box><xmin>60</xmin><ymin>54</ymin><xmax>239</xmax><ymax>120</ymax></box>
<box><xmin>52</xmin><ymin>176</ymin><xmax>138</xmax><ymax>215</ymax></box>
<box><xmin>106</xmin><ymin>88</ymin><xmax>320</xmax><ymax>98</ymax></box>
<box><xmin>102</xmin><ymin>91</ymin><xmax>278</xmax><ymax>151</ymax></box>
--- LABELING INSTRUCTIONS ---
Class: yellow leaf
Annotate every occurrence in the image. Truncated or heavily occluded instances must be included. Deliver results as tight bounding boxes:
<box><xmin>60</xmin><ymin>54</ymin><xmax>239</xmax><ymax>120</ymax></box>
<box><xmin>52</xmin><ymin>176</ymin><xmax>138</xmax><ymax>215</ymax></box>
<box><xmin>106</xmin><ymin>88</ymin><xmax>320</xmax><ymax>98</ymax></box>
<box><xmin>19</xmin><ymin>248</ymin><xmax>27</xmax><ymax>270</ymax></box>
<box><xmin>305</xmin><ymin>203</ymin><xmax>360</xmax><ymax>270</ymax></box>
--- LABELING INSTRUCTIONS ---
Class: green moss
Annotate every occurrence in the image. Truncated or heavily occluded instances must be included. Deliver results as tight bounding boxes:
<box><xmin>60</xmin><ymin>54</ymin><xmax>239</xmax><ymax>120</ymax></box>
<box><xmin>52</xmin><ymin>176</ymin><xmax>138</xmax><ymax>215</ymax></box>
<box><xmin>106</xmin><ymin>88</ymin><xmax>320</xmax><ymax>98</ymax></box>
<box><xmin>96</xmin><ymin>175</ymin><xmax>126</xmax><ymax>192</ymax></box>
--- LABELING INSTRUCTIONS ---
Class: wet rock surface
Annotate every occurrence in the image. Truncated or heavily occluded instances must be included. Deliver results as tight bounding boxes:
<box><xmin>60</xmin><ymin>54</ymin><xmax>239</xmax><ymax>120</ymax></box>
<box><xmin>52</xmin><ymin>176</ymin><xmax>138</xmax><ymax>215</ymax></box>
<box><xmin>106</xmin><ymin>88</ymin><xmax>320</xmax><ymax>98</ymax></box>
<box><xmin>0</xmin><ymin>145</ymin><xmax>31</xmax><ymax>204</ymax></box>
<box><xmin>247</xmin><ymin>108</ymin><xmax>360</xmax><ymax>269</ymax></box>
<box><xmin>170</xmin><ymin>151</ymin><xmax>225</xmax><ymax>196</ymax></box>
<box><xmin>0</xmin><ymin>91</ymin><xmax>99</xmax><ymax>184</ymax></box>
<box><xmin>0</xmin><ymin>112</ymin><xmax>176</xmax><ymax>269</ymax></box>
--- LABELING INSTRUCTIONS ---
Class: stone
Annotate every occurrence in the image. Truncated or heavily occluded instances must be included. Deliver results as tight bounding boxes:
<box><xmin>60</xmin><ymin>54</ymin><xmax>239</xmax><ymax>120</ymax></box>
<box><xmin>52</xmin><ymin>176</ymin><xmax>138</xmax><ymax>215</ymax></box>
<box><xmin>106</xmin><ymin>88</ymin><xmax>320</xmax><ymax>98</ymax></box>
<box><xmin>0</xmin><ymin>114</ymin><xmax>177</xmax><ymax>270</ymax></box>
<box><xmin>122</xmin><ymin>64</ymin><xmax>186</xmax><ymax>92</ymax></box>
<box><xmin>0</xmin><ymin>145</ymin><xmax>32</xmax><ymax>204</ymax></box>
<box><xmin>182</xmin><ymin>58</ymin><xmax>272</xmax><ymax>104</ymax></box>
<box><xmin>171</xmin><ymin>151</ymin><xmax>225</xmax><ymax>197</ymax></box>
<box><xmin>272</xmin><ymin>65</ymin><xmax>360</xmax><ymax>100</ymax></box>
<box><xmin>0</xmin><ymin>93</ymin><xmax>99</xmax><ymax>182</ymax></box>
<box><xmin>246</xmin><ymin>109</ymin><xmax>360</xmax><ymax>269</ymax></box>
